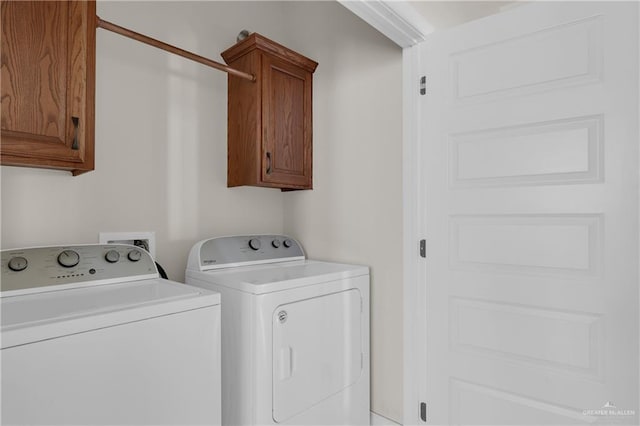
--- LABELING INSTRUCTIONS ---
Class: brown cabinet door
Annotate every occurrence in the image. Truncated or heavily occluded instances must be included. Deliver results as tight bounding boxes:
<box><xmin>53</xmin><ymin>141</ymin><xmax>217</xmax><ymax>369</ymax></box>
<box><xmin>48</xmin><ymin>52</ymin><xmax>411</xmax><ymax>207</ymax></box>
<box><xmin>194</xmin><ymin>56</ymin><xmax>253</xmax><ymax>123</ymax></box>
<box><xmin>261</xmin><ymin>54</ymin><xmax>312</xmax><ymax>189</ymax></box>
<box><xmin>1</xmin><ymin>0</ymin><xmax>95</xmax><ymax>174</ymax></box>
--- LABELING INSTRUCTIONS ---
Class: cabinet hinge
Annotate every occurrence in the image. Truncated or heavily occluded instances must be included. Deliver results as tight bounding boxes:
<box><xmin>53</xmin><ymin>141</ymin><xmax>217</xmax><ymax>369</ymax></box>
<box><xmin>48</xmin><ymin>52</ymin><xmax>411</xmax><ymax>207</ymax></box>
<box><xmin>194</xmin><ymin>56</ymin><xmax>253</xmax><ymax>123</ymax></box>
<box><xmin>419</xmin><ymin>239</ymin><xmax>426</xmax><ymax>258</ymax></box>
<box><xmin>419</xmin><ymin>76</ymin><xmax>426</xmax><ymax>95</ymax></box>
<box><xmin>420</xmin><ymin>402</ymin><xmax>427</xmax><ymax>422</ymax></box>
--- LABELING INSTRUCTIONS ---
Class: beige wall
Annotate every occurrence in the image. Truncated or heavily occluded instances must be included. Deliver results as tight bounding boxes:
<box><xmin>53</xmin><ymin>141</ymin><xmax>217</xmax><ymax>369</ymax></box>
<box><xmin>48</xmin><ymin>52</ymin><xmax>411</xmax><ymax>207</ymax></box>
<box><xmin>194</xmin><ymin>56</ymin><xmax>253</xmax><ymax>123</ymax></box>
<box><xmin>1</xmin><ymin>1</ymin><xmax>403</xmax><ymax>422</ymax></box>
<box><xmin>1</xmin><ymin>1</ymin><xmax>289</xmax><ymax>282</ymax></box>
<box><xmin>281</xmin><ymin>3</ymin><xmax>404</xmax><ymax>422</ymax></box>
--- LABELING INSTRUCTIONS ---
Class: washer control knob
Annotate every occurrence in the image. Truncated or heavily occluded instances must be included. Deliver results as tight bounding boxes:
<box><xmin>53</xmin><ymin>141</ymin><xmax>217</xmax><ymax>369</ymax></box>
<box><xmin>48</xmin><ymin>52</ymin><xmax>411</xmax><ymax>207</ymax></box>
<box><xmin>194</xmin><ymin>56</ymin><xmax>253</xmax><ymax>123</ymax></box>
<box><xmin>249</xmin><ymin>238</ymin><xmax>261</xmax><ymax>251</ymax></box>
<box><xmin>128</xmin><ymin>249</ymin><xmax>142</xmax><ymax>262</ymax></box>
<box><xmin>8</xmin><ymin>256</ymin><xmax>28</xmax><ymax>272</ymax></box>
<box><xmin>105</xmin><ymin>250</ymin><xmax>120</xmax><ymax>263</ymax></box>
<box><xmin>58</xmin><ymin>250</ymin><xmax>80</xmax><ymax>268</ymax></box>
<box><xmin>283</xmin><ymin>239</ymin><xmax>293</xmax><ymax>248</ymax></box>
<box><xmin>271</xmin><ymin>239</ymin><xmax>281</xmax><ymax>248</ymax></box>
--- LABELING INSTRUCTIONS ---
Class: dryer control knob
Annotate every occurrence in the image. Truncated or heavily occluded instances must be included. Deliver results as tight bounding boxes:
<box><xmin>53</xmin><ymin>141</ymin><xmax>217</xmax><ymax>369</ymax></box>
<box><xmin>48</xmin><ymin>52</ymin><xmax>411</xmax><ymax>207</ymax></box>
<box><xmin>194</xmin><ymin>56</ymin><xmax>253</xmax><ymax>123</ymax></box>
<box><xmin>8</xmin><ymin>256</ymin><xmax>28</xmax><ymax>272</ymax></box>
<box><xmin>249</xmin><ymin>238</ymin><xmax>261</xmax><ymax>251</ymax></box>
<box><xmin>128</xmin><ymin>249</ymin><xmax>142</xmax><ymax>262</ymax></box>
<box><xmin>283</xmin><ymin>239</ymin><xmax>292</xmax><ymax>248</ymax></box>
<box><xmin>105</xmin><ymin>250</ymin><xmax>120</xmax><ymax>263</ymax></box>
<box><xmin>58</xmin><ymin>250</ymin><xmax>80</xmax><ymax>268</ymax></box>
<box><xmin>271</xmin><ymin>239</ymin><xmax>281</xmax><ymax>248</ymax></box>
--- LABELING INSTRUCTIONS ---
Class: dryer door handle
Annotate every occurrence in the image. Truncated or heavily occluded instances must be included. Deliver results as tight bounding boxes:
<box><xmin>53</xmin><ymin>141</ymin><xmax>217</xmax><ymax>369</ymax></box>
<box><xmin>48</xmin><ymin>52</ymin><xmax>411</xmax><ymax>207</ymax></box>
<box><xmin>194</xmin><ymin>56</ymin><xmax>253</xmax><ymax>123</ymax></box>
<box><xmin>279</xmin><ymin>346</ymin><xmax>294</xmax><ymax>380</ymax></box>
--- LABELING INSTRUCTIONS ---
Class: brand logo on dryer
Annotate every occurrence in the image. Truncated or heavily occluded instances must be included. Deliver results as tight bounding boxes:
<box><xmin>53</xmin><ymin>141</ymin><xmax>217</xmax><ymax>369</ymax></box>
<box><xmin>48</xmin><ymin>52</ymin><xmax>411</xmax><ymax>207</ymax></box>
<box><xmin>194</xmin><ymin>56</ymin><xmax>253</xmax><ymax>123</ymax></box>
<box><xmin>277</xmin><ymin>310</ymin><xmax>288</xmax><ymax>324</ymax></box>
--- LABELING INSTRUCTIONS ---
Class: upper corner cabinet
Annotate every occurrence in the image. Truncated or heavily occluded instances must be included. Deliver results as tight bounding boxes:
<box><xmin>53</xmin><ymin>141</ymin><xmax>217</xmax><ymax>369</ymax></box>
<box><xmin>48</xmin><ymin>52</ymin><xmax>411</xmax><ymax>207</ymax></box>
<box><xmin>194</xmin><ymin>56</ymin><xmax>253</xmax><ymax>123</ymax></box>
<box><xmin>222</xmin><ymin>33</ymin><xmax>318</xmax><ymax>191</ymax></box>
<box><xmin>1</xmin><ymin>0</ymin><xmax>96</xmax><ymax>175</ymax></box>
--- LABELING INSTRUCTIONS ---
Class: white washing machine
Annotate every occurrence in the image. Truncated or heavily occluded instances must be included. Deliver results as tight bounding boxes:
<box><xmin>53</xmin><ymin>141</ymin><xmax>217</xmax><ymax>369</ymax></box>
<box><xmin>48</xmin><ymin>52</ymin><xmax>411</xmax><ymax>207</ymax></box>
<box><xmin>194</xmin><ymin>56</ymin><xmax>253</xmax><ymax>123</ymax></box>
<box><xmin>186</xmin><ymin>235</ymin><xmax>370</xmax><ymax>426</ymax></box>
<box><xmin>1</xmin><ymin>244</ymin><xmax>221</xmax><ymax>425</ymax></box>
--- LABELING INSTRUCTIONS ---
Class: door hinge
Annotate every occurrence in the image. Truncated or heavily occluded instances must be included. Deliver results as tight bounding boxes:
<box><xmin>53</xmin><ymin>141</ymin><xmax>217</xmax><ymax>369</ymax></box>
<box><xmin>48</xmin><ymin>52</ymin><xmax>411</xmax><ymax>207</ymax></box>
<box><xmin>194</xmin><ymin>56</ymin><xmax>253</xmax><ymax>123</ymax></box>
<box><xmin>419</xmin><ymin>239</ymin><xmax>426</xmax><ymax>258</ymax></box>
<box><xmin>420</xmin><ymin>402</ymin><xmax>427</xmax><ymax>422</ymax></box>
<box><xmin>419</xmin><ymin>76</ymin><xmax>426</xmax><ymax>95</ymax></box>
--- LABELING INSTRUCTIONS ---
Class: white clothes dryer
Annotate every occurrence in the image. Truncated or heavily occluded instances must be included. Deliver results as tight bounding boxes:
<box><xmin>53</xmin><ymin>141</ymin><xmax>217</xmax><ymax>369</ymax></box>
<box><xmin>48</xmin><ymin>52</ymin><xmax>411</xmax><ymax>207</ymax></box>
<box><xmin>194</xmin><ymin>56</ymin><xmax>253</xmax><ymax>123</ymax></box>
<box><xmin>1</xmin><ymin>244</ymin><xmax>221</xmax><ymax>425</ymax></box>
<box><xmin>186</xmin><ymin>235</ymin><xmax>370</xmax><ymax>426</ymax></box>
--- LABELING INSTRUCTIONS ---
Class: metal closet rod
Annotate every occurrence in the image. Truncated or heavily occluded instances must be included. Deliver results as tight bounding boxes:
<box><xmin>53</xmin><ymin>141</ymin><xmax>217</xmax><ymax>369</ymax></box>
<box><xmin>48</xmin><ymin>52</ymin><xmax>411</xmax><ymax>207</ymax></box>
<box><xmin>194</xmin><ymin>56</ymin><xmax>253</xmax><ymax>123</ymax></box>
<box><xmin>96</xmin><ymin>17</ymin><xmax>256</xmax><ymax>82</ymax></box>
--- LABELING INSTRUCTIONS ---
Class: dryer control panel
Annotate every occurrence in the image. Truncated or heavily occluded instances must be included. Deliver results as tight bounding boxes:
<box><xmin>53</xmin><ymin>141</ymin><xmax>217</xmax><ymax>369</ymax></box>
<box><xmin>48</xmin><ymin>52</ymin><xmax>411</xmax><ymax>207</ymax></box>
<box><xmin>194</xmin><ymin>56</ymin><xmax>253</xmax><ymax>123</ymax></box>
<box><xmin>189</xmin><ymin>235</ymin><xmax>305</xmax><ymax>271</ymax></box>
<box><xmin>1</xmin><ymin>244</ymin><xmax>158</xmax><ymax>297</ymax></box>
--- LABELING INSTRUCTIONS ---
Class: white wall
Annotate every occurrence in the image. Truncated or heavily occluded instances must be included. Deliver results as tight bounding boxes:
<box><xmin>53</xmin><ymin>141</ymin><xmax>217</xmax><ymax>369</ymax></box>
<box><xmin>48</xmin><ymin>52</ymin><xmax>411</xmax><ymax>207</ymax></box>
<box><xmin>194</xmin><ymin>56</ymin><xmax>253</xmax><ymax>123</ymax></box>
<box><xmin>281</xmin><ymin>3</ymin><xmax>404</xmax><ymax>422</ymax></box>
<box><xmin>1</xmin><ymin>1</ymin><xmax>403</xmax><ymax>422</ymax></box>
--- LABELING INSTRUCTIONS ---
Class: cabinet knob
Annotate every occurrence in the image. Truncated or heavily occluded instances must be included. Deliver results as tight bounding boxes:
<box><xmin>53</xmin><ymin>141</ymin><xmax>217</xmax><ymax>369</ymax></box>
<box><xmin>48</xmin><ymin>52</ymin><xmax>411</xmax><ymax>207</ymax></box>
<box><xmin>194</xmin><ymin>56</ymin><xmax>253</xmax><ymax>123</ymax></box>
<box><xmin>71</xmin><ymin>116</ymin><xmax>80</xmax><ymax>150</ymax></box>
<box><xmin>266</xmin><ymin>152</ymin><xmax>272</xmax><ymax>175</ymax></box>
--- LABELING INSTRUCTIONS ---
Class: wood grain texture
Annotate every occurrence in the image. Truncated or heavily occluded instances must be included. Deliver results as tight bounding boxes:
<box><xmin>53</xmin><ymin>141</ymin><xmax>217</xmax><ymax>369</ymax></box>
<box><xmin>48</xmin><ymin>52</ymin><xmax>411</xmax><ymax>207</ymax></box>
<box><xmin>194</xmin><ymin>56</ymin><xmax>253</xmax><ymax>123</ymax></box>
<box><xmin>222</xmin><ymin>33</ymin><xmax>318</xmax><ymax>73</ymax></box>
<box><xmin>1</xmin><ymin>1</ymin><xmax>68</xmax><ymax>140</ymax></box>
<box><xmin>222</xmin><ymin>33</ymin><xmax>316</xmax><ymax>190</ymax></box>
<box><xmin>1</xmin><ymin>0</ymin><xmax>96</xmax><ymax>175</ymax></box>
<box><xmin>226</xmin><ymin>52</ymin><xmax>261</xmax><ymax>187</ymax></box>
<box><xmin>262</xmin><ymin>55</ymin><xmax>312</xmax><ymax>188</ymax></box>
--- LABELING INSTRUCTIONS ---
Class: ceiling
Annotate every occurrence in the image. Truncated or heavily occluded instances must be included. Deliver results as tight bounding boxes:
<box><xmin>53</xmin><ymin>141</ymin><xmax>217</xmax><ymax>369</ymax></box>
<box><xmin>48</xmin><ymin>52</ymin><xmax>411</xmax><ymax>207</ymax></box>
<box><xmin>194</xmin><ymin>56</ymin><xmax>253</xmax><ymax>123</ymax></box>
<box><xmin>409</xmin><ymin>1</ymin><xmax>518</xmax><ymax>30</ymax></box>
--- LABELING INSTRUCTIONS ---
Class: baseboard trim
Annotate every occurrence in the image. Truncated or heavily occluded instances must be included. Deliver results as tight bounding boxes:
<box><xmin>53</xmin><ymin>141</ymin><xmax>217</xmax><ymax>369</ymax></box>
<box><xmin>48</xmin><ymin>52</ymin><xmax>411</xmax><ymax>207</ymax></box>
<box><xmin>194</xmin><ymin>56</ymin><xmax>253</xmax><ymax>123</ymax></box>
<box><xmin>371</xmin><ymin>411</ymin><xmax>401</xmax><ymax>425</ymax></box>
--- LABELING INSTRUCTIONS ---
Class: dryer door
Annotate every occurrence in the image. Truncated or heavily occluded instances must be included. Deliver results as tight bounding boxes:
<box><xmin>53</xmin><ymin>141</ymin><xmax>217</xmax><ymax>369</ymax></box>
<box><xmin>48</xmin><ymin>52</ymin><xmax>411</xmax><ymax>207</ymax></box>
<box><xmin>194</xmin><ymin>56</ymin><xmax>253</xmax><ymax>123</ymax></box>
<box><xmin>272</xmin><ymin>289</ymin><xmax>362</xmax><ymax>422</ymax></box>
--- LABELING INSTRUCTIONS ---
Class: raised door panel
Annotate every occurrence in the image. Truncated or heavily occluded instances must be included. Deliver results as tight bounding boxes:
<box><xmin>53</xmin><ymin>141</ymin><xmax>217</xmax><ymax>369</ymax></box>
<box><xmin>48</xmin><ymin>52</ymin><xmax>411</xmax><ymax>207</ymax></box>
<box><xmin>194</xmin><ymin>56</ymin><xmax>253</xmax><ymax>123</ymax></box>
<box><xmin>1</xmin><ymin>0</ymin><xmax>95</xmax><ymax>174</ymax></box>
<box><xmin>1</xmin><ymin>1</ymin><xmax>68</xmax><ymax>144</ymax></box>
<box><xmin>261</xmin><ymin>54</ymin><xmax>312</xmax><ymax>189</ymax></box>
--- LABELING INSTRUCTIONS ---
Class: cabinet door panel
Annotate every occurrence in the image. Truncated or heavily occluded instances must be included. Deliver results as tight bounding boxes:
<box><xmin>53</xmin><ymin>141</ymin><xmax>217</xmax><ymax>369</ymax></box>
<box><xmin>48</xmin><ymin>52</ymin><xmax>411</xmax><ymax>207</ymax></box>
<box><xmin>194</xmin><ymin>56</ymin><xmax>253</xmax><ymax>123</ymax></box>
<box><xmin>262</xmin><ymin>55</ymin><xmax>312</xmax><ymax>188</ymax></box>
<box><xmin>1</xmin><ymin>1</ymin><xmax>68</xmax><ymax>142</ymax></box>
<box><xmin>1</xmin><ymin>0</ymin><xmax>95</xmax><ymax>173</ymax></box>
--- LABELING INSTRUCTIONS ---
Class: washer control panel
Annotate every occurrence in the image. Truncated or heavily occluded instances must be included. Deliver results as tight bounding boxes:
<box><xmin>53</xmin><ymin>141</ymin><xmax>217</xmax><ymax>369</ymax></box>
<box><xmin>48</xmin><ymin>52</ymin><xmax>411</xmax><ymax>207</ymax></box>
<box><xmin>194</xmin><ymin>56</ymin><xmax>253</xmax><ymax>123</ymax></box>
<box><xmin>191</xmin><ymin>235</ymin><xmax>305</xmax><ymax>271</ymax></box>
<box><xmin>1</xmin><ymin>244</ymin><xmax>158</xmax><ymax>296</ymax></box>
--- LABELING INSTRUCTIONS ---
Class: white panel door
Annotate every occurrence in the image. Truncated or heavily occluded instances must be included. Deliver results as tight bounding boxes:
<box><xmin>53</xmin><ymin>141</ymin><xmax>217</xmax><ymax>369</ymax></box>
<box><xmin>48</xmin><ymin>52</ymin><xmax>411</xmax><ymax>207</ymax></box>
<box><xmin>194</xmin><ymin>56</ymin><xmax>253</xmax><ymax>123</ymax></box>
<box><xmin>419</xmin><ymin>2</ymin><xmax>638</xmax><ymax>424</ymax></box>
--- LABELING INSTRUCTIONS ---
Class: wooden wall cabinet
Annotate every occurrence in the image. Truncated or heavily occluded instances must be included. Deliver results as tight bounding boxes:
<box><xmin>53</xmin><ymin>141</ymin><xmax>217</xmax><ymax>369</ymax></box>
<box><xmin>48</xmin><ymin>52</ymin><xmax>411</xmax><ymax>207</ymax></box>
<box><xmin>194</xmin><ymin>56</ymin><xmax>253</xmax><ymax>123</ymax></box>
<box><xmin>222</xmin><ymin>33</ymin><xmax>318</xmax><ymax>190</ymax></box>
<box><xmin>1</xmin><ymin>0</ymin><xmax>96</xmax><ymax>175</ymax></box>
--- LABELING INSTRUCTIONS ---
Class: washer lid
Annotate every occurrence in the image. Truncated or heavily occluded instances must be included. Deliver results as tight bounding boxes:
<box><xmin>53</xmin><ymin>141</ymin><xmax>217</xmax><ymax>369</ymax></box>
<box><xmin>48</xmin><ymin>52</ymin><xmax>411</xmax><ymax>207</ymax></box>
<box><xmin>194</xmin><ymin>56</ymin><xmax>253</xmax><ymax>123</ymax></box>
<box><xmin>188</xmin><ymin>260</ymin><xmax>369</xmax><ymax>294</ymax></box>
<box><xmin>1</xmin><ymin>278</ymin><xmax>220</xmax><ymax>349</ymax></box>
